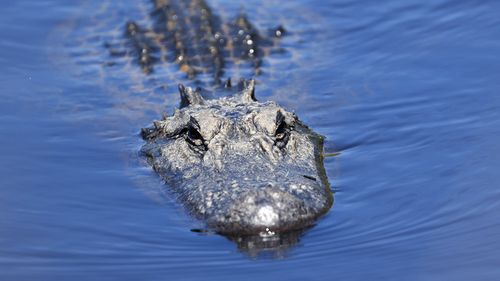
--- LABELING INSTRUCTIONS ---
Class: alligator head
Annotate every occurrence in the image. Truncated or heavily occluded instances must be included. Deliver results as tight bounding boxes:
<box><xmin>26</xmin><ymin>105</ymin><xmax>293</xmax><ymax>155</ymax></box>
<box><xmin>141</xmin><ymin>80</ymin><xmax>332</xmax><ymax>236</ymax></box>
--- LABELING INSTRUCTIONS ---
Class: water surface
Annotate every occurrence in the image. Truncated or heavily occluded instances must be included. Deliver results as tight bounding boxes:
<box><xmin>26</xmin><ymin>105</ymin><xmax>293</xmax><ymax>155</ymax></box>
<box><xmin>1</xmin><ymin>0</ymin><xmax>500</xmax><ymax>280</ymax></box>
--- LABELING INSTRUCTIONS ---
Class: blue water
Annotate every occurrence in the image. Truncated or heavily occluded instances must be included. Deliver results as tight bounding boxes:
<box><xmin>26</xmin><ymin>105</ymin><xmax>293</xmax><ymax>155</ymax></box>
<box><xmin>2</xmin><ymin>0</ymin><xmax>500</xmax><ymax>280</ymax></box>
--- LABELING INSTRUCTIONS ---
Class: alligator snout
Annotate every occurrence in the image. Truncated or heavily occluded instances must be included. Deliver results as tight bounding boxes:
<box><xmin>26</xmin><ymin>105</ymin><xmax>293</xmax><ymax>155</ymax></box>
<box><xmin>207</xmin><ymin>184</ymin><xmax>320</xmax><ymax>235</ymax></box>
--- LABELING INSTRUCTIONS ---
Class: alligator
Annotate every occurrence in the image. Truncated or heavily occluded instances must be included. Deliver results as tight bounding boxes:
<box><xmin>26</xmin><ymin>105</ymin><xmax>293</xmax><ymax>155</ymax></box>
<box><xmin>114</xmin><ymin>0</ymin><xmax>333</xmax><ymax>238</ymax></box>
<box><xmin>141</xmin><ymin>79</ymin><xmax>332</xmax><ymax>235</ymax></box>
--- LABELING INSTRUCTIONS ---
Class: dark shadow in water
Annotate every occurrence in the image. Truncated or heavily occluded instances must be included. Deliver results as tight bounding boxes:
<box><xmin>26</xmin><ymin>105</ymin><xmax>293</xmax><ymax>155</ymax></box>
<box><xmin>192</xmin><ymin>228</ymin><xmax>309</xmax><ymax>258</ymax></box>
<box><xmin>227</xmin><ymin>229</ymin><xmax>306</xmax><ymax>258</ymax></box>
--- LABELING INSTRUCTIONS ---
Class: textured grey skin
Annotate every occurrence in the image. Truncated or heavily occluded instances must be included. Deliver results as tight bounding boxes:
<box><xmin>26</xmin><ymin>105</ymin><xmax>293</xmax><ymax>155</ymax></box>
<box><xmin>141</xmin><ymin>80</ymin><xmax>333</xmax><ymax>235</ymax></box>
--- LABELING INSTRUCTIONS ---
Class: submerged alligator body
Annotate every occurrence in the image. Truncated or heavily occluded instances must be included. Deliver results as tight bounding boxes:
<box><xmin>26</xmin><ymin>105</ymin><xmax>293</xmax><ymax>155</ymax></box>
<box><xmin>123</xmin><ymin>0</ymin><xmax>284</xmax><ymax>80</ymax></box>
<box><xmin>117</xmin><ymin>0</ymin><xmax>333</xmax><ymax>236</ymax></box>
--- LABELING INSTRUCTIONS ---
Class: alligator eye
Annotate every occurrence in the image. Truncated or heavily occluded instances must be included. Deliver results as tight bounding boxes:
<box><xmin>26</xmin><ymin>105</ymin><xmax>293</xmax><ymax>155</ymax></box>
<box><xmin>275</xmin><ymin>123</ymin><xmax>287</xmax><ymax>140</ymax></box>
<box><xmin>274</xmin><ymin>111</ymin><xmax>291</xmax><ymax>149</ymax></box>
<box><xmin>182</xmin><ymin>117</ymin><xmax>207</xmax><ymax>151</ymax></box>
<box><xmin>186</xmin><ymin>125</ymin><xmax>205</xmax><ymax>147</ymax></box>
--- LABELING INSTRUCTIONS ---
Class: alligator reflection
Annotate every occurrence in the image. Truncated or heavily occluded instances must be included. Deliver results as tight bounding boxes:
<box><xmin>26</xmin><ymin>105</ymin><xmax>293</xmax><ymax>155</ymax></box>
<box><xmin>193</xmin><ymin>228</ymin><xmax>306</xmax><ymax>258</ymax></box>
<box><xmin>228</xmin><ymin>229</ymin><xmax>306</xmax><ymax>258</ymax></box>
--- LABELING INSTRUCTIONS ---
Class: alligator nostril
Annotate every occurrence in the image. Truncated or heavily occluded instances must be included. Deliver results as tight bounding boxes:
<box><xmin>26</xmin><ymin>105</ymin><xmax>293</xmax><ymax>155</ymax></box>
<box><xmin>303</xmin><ymin>175</ymin><xmax>317</xmax><ymax>181</ymax></box>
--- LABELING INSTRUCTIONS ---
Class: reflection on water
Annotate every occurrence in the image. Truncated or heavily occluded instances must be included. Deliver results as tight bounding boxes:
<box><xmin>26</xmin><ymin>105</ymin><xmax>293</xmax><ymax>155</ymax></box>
<box><xmin>2</xmin><ymin>0</ymin><xmax>500</xmax><ymax>280</ymax></box>
<box><xmin>190</xmin><ymin>228</ymin><xmax>306</xmax><ymax>258</ymax></box>
<box><xmin>228</xmin><ymin>229</ymin><xmax>305</xmax><ymax>258</ymax></box>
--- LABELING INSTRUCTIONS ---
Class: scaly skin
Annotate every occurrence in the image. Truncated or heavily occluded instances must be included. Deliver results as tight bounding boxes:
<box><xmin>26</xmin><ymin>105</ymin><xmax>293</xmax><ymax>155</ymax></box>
<box><xmin>141</xmin><ymin>80</ymin><xmax>333</xmax><ymax>235</ymax></box>
<box><xmin>124</xmin><ymin>0</ymin><xmax>284</xmax><ymax>85</ymax></box>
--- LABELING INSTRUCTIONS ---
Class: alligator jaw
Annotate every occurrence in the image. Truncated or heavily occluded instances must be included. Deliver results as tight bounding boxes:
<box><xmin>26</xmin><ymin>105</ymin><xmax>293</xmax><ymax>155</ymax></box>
<box><xmin>207</xmin><ymin>182</ymin><xmax>332</xmax><ymax>236</ymax></box>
